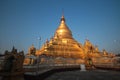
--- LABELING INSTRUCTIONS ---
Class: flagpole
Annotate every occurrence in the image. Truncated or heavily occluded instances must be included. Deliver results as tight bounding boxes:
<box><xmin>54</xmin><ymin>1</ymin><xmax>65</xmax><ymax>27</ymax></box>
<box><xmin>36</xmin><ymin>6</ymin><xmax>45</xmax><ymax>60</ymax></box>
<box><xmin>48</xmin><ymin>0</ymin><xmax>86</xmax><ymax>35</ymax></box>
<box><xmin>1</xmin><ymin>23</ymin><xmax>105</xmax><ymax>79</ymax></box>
<box><xmin>38</xmin><ymin>37</ymin><xmax>41</xmax><ymax>49</ymax></box>
<box><xmin>37</xmin><ymin>36</ymin><xmax>41</xmax><ymax>75</ymax></box>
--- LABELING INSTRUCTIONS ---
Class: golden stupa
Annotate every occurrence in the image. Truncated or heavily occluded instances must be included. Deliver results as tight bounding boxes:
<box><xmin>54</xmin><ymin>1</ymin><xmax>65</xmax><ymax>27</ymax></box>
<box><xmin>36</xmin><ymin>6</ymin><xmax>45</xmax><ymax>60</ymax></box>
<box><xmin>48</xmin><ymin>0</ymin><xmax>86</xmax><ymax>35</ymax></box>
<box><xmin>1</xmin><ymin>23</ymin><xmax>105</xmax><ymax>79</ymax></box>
<box><xmin>36</xmin><ymin>15</ymin><xmax>101</xmax><ymax>59</ymax></box>
<box><xmin>24</xmin><ymin>15</ymin><xmax>116</xmax><ymax>66</ymax></box>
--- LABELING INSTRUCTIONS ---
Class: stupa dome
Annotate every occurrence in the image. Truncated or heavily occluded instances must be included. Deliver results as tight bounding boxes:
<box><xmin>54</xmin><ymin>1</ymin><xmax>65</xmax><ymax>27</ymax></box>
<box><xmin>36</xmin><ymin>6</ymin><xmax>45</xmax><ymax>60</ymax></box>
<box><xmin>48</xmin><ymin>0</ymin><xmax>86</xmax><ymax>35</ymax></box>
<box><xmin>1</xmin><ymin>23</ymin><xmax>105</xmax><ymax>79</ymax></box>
<box><xmin>54</xmin><ymin>15</ymin><xmax>73</xmax><ymax>39</ymax></box>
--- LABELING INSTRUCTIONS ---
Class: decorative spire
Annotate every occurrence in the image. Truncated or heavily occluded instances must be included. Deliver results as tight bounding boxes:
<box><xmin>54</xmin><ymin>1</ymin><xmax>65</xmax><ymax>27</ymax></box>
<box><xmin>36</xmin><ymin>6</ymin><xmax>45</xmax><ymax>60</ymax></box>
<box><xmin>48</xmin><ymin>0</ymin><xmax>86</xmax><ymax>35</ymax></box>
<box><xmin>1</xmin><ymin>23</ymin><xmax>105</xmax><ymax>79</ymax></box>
<box><xmin>61</xmin><ymin>9</ymin><xmax>65</xmax><ymax>22</ymax></box>
<box><xmin>61</xmin><ymin>15</ymin><xmax>65</xmax><ymax>22</ymax></box>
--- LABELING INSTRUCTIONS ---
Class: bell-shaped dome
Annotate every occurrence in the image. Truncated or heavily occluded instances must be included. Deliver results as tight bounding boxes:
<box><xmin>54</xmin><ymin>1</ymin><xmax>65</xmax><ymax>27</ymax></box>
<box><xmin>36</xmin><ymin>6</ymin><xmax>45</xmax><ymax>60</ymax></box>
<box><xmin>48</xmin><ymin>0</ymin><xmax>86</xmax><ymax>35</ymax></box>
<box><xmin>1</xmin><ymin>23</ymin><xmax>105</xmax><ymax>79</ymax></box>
<box><xmin>54</xmin><ymin>15</ymin><xmax>73</xmax><ymax>39</ymax></box>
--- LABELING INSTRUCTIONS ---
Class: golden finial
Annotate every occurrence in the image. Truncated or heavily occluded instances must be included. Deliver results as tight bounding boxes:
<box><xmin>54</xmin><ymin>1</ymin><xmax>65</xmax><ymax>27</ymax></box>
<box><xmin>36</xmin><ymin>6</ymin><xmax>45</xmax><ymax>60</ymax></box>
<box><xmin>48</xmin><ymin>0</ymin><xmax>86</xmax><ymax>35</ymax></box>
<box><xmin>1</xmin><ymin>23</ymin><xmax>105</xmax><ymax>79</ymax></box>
<box><xmin>61</xmin><ymin>9</ymin><xmax>65</xmax><ymax>22</ymax></box>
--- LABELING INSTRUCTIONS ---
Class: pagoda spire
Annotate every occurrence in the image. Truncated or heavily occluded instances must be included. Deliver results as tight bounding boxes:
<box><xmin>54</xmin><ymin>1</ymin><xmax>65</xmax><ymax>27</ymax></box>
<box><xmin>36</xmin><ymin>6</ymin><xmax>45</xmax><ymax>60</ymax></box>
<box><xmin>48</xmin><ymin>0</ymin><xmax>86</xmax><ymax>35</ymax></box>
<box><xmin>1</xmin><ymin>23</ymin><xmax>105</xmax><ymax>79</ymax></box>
<box><xmin>61</xmin><ymin>15</ymin><xmax>65</xmax><ymax>22</ymax></box>
<box><xmin>61</xmin><ymin>9</ymin><xmax>65</xmax><ymax>22</ymax></box>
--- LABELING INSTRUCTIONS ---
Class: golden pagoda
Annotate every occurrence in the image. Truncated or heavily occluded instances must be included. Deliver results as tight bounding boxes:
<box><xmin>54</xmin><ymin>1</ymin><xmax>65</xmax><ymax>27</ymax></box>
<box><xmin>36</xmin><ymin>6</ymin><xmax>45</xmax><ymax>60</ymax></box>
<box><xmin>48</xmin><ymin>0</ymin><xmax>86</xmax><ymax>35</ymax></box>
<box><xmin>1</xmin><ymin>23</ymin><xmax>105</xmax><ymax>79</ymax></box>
<box><xmin>24</xmin><ymin>15</ymin><xmax>117</xmax><ymax>65</ymax></box>
<box><xmin>36</xmin><ymin>15</ymin><xmax>95</xmax><ymax>59</ymax></box>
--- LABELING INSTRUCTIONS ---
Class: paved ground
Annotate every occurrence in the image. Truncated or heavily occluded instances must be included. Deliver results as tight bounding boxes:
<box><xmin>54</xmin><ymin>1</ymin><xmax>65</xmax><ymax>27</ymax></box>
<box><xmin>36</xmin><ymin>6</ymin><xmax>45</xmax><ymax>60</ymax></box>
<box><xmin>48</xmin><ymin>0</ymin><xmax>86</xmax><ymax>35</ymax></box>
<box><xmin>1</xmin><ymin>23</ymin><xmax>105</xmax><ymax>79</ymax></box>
<box><xmin>44</xmin><ymin>70</ymin><xmax>120</xmax><ymax>80</ymax></box>
<box><xmin>1</xmin><ymin>68</ymin><xmax>120</xmax><ymax>80</ymax></box>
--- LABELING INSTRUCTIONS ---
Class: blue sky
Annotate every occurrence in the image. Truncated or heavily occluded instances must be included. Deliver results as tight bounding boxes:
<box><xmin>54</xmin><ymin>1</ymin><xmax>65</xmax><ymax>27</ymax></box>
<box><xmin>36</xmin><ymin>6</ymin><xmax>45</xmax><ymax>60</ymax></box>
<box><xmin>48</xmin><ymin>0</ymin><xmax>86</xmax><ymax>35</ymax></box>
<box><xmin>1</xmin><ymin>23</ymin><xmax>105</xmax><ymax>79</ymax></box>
<box><xmin>0</xmin><ymin>0</ymin><xmax>120</xmax><ymax>54</ymax></box>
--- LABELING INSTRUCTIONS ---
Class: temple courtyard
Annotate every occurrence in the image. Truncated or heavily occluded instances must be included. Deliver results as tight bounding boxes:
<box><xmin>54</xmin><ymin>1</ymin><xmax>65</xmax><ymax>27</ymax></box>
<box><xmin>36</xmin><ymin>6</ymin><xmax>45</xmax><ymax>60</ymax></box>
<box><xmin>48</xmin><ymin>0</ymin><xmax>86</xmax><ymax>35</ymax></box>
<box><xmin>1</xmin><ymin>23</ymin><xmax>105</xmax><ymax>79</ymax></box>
<box><xmin>24</xmin><ymin>69</ymin><xmax>120</xmax><ymax>80</ymax></box>
<box><xmin>0</xmin><ymin>69</ymin><xmax>120</xmax><ymax>80</ymax></box>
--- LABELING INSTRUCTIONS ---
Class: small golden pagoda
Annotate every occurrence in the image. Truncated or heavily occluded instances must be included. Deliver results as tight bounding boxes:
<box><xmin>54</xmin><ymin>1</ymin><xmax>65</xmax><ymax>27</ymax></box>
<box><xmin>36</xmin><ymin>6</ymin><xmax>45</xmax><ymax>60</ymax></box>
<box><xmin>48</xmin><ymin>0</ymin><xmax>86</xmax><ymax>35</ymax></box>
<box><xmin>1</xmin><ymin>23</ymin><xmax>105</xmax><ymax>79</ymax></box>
<box><xmin>28</xmin><ymin>44</ymin><xmax>36</xmax><ymax>55</ymax></box>
<box><xmin>84</xmin><ymin>39</ymin><xmax>101</xmax><ymax>58</ymax></box>
<box><xmin>36</xmin><ymin>15</ymin><xmax>101</xmax><ymax>59</ymax></box>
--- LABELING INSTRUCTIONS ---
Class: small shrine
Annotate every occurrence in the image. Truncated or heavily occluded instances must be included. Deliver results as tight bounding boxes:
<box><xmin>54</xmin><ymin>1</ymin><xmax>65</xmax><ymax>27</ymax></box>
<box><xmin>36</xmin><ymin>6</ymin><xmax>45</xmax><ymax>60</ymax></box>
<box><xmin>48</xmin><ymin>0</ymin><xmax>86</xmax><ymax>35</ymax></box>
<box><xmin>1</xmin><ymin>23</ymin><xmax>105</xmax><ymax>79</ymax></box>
<box><xmin>0</xmin><ymin>47</ymin><xmax>25</xmax><ymax>80</ymax></box>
